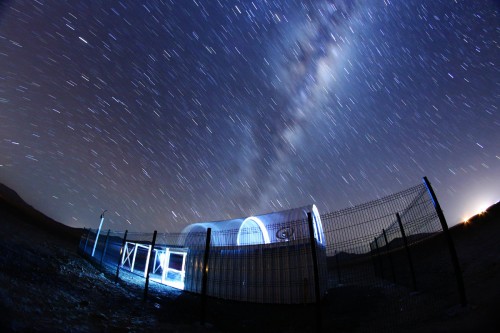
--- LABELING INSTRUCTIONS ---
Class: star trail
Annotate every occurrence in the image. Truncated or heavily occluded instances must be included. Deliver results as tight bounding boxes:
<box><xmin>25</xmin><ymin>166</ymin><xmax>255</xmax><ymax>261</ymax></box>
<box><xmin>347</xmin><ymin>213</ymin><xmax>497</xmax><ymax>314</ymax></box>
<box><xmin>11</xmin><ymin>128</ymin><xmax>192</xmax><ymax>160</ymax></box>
<box><xmin>1</xmin><ymin>0</ymin><xmax>498</xmax><ymax>232</ymax></box>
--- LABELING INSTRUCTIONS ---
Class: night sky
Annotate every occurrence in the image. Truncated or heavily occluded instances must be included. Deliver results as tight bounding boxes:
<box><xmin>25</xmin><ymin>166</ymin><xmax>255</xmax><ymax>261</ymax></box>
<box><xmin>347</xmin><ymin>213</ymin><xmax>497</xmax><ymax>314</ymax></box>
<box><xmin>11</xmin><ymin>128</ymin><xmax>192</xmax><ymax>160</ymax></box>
<box><xmin>1</xmin><ymin>0</ymin><xmax>498</xmax><ymax>233</ymax></box>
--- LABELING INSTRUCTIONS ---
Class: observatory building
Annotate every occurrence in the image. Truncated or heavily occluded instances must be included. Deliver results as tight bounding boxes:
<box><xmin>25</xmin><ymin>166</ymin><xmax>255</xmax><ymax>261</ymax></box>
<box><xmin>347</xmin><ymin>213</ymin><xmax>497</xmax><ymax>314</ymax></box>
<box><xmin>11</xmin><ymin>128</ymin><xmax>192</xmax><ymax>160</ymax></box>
<box><xmin>179</xmin><ymin>204</ymin><xmax>328</xmax><ymax>304</ymax></box>
<box><xmin>119</xmin><ymin>204</ymin><xmax>327</xmax><ymax>304</ymax></box>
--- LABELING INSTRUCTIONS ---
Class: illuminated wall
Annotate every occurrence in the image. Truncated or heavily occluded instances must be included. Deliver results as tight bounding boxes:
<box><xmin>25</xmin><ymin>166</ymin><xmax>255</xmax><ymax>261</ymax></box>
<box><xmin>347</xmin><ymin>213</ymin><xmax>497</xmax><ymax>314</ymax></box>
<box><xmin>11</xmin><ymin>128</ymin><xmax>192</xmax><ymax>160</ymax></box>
<box><xmin>180</xmin><ymin>205</ymin><xmax>327</xmax><ymax>304</ymax></box>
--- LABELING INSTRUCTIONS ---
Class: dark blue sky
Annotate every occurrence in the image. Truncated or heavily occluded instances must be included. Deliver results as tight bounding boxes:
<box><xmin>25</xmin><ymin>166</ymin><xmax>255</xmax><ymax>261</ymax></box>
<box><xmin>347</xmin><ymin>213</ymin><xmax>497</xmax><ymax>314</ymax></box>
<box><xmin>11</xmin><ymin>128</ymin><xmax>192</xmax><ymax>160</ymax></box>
<box><xmin>1</xmin><ymin>0</ymin><xmax>498</xmax><ymax>232</ymax></box>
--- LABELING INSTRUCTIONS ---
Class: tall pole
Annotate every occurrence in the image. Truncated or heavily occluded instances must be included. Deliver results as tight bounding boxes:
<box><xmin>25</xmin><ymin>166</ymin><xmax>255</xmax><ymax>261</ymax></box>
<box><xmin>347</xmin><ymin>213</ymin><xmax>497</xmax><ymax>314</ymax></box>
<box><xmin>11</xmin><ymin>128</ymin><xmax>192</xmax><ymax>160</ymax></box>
<box><xmin>382</xmin><ymin>229</ymin><xmax>397</xmax><ymax>284</ymax></box>
<box><xmin>423</xmin><ymin>176</ymin><xmax>467</xmax><ymax>306</ymax></box>
<box><xmin>144</xmin><ymin>230</ymin><xmax>158</xmax><ymax>300</ymax></box>
<box><xmin>83</xmin><ymin>228</ymin><xmax>91</xmax><ymax>255</ymax></box>
<box><xmin>78</xmin><ymin>228</ymin><xmax>85</xmax><ymax>251</ymax></box>
<box><xmin>92</xmin><ymin>210</ymin><xmax>107</xmax><ymax>257</ymax></box>
<box><xmin>308</xmin><ymin>212</ymin><xmax>322</xmax><ymax>333</ymax></box>
<box><xmin>201</xmin><ymin>228</ymin><xmax>212</xmax><ymax>325</ymax></box>
<box><xmin>100</xmin><ymin>229</ymin><xmax>111</xmax><ymax>267</ymax></box>
<box><xmin>374</xmin><ymin>237</ymin><xmax>384</xmax><ymax>279</ymax></box>
<box><xmin>115</xmin><ymin>230</ymin><xmax>128</xmax><ymax>283</ymax></box>
<box><xmin>396</xmin><ymin>213</ymin><xmax>417</xmax><ymax>291</ymax></box>
<box><xmin>335</xmin><ymin>250</ymin><xmax>341</xmax><ymax>285</ymax></box>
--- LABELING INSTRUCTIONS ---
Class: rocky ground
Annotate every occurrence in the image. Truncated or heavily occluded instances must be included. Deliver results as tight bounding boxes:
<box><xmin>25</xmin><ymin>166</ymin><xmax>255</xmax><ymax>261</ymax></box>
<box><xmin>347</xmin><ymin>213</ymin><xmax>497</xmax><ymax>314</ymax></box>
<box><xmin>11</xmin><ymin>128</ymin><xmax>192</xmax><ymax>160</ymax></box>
<box><xmin>0</xmin><ymin>193</ymin><xmax>499</xmax><ymax>332</ymax></box>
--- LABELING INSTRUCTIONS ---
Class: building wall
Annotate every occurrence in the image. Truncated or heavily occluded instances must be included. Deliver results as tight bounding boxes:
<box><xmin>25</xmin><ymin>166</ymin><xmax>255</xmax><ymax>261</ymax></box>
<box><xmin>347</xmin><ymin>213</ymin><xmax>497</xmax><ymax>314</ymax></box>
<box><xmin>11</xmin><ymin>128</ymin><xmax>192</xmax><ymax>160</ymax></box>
<box><xmin>181</xmin><ymin>204</ymin><xmax>327</xmax><ymax>304</ymax></box>
<box><xmin>184</xmin><ymin>239</ymin><xmax>327</xmax><ymax>304</ymax></box>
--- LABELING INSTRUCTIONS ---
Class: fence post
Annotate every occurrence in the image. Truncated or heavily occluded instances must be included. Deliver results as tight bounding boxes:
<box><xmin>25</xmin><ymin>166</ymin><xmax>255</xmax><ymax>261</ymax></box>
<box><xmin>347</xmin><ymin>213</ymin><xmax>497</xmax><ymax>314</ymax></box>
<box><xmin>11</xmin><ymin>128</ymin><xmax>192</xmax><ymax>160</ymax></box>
<box><xmin>423</xmin><ymin>176</ymin><xmax>467</xmax><ymax>306</ymax></box>
<box><xmin>374</xmin><ymin>237</ymin><xmax>384</xmax><ymax>279</ymax></box>
<box><xmin>370</xmin><ymin>244</ymin><xmax>378</xmax><ymax>276</ymax></box>
<box><xmin>78</xmin><ymin>228</ymin><xmax>85</xmax><ymax>252</ymax></box>
<box><xmin>307</xmin><ymin>212</ymin><xmax>322</xmax><ymax>333</ymax></box>
<box><xmin>201</xmin><ymin>228</ymin><xmax>212</xmax><ymax>325</ymax></box>
<box><xmin>100</xmin><ymin>229</ymin><xmax>111</xmax><ymax>267</ymax></box>
<box><xmin>91</xmin><ymin>211</ymin><xmax>106</xmax><ymax>257</ymax></box>
<box><xmin>83</xmin><ymin>228</ymin><xmax>91</xmax><ymax>256</ymax></box>
<box><xmin>115</xmin><ymin>230</ymin><xmax>128</xmax><ymax>283</ymax></box>
<box><xmin>144</xmin><ymin>230</ymin><xmax>157</xmax><ymax>300</ymax></box>
<box><xmin>382</xmin><ymin>229</ymin><xmax>397</xmax><ymax>284</ymax></box>
<box><xmin>335</xmin><ymin>250</ymin><xmax>342</xmax><ymax>285</ymax></box>
<box><xmin>396</xmin><ymin>213</ymin><xmax>417</xmax><ymax>291</ymax></box>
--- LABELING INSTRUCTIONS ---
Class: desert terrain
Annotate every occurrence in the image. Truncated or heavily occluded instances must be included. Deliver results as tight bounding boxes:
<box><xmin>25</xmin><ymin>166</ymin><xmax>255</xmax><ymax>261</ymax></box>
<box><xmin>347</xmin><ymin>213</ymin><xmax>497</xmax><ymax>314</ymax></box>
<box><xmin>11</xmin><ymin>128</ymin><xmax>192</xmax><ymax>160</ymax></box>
<box><xmin>0</xmin><ymin>184</ymin><xmax>499</xmax><ymax>332</ymax></box>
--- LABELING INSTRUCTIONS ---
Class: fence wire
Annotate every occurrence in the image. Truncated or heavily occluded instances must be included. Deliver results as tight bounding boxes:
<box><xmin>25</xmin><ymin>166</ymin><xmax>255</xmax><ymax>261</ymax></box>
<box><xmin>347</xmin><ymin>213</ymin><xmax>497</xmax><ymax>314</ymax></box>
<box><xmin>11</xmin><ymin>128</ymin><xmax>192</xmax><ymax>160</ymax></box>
<box><xmin>320</xmin><ymin>183</ymin><xmax>459</xmax><ymax>331</ymax></box>
<box><xmin>78</xmin><ymin>181</ymin><xmax>462</xmax><ymax>332</ymax></box>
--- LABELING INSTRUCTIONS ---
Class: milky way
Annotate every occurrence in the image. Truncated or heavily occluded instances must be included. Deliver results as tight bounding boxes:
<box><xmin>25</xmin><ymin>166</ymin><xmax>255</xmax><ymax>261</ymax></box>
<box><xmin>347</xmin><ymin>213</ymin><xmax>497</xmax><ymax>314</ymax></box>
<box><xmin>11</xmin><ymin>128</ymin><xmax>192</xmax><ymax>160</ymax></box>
<box><xmin>1</xmin><ymin>0</ymin><xmax>498</xmax><ymax>232</ymax></box>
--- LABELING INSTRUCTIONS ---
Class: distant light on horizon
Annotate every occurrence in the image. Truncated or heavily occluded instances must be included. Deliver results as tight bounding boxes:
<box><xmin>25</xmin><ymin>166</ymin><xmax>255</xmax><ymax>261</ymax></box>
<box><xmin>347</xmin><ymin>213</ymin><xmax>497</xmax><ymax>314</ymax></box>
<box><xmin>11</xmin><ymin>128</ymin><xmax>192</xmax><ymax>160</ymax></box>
<box><xmin>462</xmin><ymin>199</ymin><xmax>498</xmax><ymax>224</ymax></box>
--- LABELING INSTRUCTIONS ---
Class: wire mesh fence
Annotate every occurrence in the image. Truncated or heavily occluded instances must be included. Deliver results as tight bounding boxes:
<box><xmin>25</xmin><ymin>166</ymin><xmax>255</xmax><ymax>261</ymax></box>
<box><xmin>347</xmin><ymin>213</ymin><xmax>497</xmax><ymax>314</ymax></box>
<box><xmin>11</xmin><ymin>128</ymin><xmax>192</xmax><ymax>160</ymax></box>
<box><xmin>183</xmin><ymin>220</ymin><xmax>327</xmax><ymax>304</ymax></box>
<box><xmin>80</xmin><ymin>215</ymin><xmax>325</xmax><ymax>304</ymax></box>
<box><xmin>78</xmin><ymin>180</ymin><xmax>465</xmax><ymax>332</ymax></box>
<box><xmin>320</xmin><ymin>182</ymin><xmax>463</xmax><ymax>331</ymax></box>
